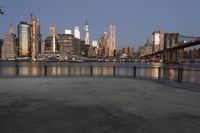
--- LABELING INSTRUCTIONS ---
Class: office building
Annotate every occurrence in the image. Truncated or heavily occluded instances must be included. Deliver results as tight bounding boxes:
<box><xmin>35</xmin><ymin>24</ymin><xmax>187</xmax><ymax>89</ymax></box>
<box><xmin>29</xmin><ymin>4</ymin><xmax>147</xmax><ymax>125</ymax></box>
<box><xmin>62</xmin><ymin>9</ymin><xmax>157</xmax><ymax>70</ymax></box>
<box><xmin>109</xmin><ymin>24</ymin><xmax>116</xmax><ymax>56</ymax></box>
<box><xmin>98</xmin><ymin>25</ymin><xmax>116</xmax><ymax>57</ymax></box>
<box><xmin>1</xmin><ymin>24</ymin><xmax>17</xmax><ymax>60</ymax></box>
<box><xmin>73</xmin><ymin>38</ymin><xmax>81</xmax><ymax>56</ymax></box>
<box><xmin>17</xmin><ymin>21</ymin><xmax>31</xmax><ymax>57</ymax></box>
<box><xmin>50</xmin><ymin>24</ymin><xmax>57</xmax><ymax>53</ymax></box>
<box><xmin>123</xmin><ymin>46</ymin><xmax>134</xmax><ymax>57</ymax></box>
<box><xmin>58</xmin><ymin>34</ymin><xmax>81</xmax><ymax>56</ymax></box>
<box><xmin>31</xmin><ymin>16</ymin><xmax>41</xmax><ymax>59</ymax></box>
<box><xmin>74</xmin><ymin>26</ymin><xmax>80</xmax><ymax>39</ymax></box>
<box><xmin>59</xmin><ymin>34</ymin><xmax>74</xmax><ymax>54</ymax></box>
<box><xmin>88</xmin><ymin>40</ymin><xmax>98</xmax><ymax>57</ymax></box>
<box><xmin>98</xmin><ymin>32</ymin><xmax>109</xmax><ymax>57</ymax></box>
<box><xmin>83</xmin><ymin>19</ymin><xmax>90</xmax><ymax>45</ymax></box>
<box><xmin>45</xmin><ymin>36</ymin><xmax>53</xmax><ymax>54</ymax></box>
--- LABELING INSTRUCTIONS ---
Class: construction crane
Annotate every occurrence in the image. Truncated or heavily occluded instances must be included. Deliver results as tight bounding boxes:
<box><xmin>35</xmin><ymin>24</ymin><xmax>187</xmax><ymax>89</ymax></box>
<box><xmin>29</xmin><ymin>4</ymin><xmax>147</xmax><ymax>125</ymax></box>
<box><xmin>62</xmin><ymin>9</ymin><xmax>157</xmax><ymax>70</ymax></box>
<box><xmin>0</xmin><ymin>7</ymin><xmax>4</xmax><ymax>15</ymax></box>
<box><xmin>29</xmin><ymin>11</ymin><xmax>34</xmax><ymax>20</ymax></box>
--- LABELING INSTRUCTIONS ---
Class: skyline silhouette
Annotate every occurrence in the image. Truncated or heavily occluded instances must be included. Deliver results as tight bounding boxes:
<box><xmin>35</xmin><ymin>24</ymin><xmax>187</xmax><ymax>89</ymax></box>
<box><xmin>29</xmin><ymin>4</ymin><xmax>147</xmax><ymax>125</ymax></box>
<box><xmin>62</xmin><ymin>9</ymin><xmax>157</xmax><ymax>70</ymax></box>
<box><xmin>1</xmin><ymin>0</ymin><xmax>200</xmax><ymax>49</ymax></box>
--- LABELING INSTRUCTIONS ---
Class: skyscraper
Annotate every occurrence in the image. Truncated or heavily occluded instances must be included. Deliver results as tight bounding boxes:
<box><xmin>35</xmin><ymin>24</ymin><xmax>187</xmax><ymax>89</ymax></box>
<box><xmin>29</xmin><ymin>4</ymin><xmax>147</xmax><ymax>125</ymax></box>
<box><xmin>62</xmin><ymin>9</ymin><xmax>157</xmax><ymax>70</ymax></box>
<box><xmin>1</xmin><ymin>24</ymin><xmax>17</xmax><ymax>60</ymax></box>
<box><xmin>99</xmin><ymin>32</ymin><xmax>110</xmax><ymax>57</ymax></box>
<box><xmin>31</xmin><ymin>16</ymin><xmax>41</xmax><ymax>60</ymax></box>
<box><xmin>109</xmin><ymin>24</ymin><xmax>116</xmax><ymax>56</ymax></box>
<box><xmin>50</xmin><ymin>24</ymin><xmax>57</xmax><ymax>53</ymax></box>
<box><xmin>18</xmin><ymin>21</ymin><xmax>31</xmax><ymax>57</ymax></box>
<box><xmin>83</xmin><ymin>19</ymin><xmax>89</xmax><ymax>45</ymax></box>
<box><xmin>74</xmin><ymin>26</ymin><xmax>80</xmax><ymax>39</ymax></box>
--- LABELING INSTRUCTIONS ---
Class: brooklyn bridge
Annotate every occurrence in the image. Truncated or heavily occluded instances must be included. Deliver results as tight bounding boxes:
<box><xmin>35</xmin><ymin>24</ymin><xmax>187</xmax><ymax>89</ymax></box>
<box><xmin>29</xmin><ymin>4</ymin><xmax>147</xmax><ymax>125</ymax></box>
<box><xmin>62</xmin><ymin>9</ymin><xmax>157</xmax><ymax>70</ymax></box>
<box><xmin>141</xmin><ymin>33</ymin><xmax>200</xmax><ymax>63</ymax></box>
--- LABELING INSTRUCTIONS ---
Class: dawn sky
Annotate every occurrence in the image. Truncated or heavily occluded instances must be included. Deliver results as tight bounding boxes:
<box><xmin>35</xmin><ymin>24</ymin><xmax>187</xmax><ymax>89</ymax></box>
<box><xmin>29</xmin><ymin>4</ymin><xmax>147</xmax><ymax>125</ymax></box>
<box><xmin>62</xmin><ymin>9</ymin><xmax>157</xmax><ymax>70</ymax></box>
<box><xmin>0</xmin><ymin>0</ymin><xmax>200</xmax><ymax>49</ymax></box>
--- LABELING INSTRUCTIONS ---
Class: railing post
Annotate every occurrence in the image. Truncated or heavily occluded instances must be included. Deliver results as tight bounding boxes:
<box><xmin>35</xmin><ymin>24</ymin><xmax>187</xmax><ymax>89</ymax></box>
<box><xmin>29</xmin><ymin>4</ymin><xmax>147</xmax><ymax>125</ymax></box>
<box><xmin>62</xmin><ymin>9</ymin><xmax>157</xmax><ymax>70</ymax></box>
<box><xmin>113</xmin><ymin>66</ymin><xmax>116</xmax><ymax>77</ymax></box>
<box><xmin>178</xmin><ymin>68</ymin><xmax>183</xmax><ymax>83</ymax></box>
<box><xmin>90</xmin><ymin>66</ymin><xmax>93</xmax><ymax>76</ymax></box>
<box><xmin>133</xmin><ymin>66</ymin><xmax>136</xmax><ymax>78</ymax></box>
<box><xmin>16</xmin><ymin>65</ymin><xmax>19</xmax><ymax>76</ymax></box>
<box><xmin>44</xmin><ymin>65</ymin><xmax>47</xmax><ymax>76</ymax></box>
<box><xmin>158</xmin><ymin>67</ymin><xmax>161</xmax><ymax>79</ymax></box>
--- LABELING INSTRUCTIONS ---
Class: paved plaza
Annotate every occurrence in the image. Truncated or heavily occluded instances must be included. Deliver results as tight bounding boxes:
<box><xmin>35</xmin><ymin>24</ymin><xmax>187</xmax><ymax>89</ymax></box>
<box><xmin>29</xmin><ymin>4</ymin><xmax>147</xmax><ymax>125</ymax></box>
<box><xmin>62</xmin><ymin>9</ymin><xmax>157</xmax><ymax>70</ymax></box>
<box><xmin>0</xmin><ymin>77</ymin><xmax>200</xmax><ymax>133</ymax></box>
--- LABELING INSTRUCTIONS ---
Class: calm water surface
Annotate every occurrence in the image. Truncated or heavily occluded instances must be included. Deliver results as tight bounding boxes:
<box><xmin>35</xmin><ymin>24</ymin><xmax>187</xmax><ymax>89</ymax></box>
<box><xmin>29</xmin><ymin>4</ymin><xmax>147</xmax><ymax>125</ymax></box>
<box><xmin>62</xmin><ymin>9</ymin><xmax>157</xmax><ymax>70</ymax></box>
<box><xmin>0</xmin><ymin>62</ymin><xmax>199</xmax><ymax>84</ymax></box>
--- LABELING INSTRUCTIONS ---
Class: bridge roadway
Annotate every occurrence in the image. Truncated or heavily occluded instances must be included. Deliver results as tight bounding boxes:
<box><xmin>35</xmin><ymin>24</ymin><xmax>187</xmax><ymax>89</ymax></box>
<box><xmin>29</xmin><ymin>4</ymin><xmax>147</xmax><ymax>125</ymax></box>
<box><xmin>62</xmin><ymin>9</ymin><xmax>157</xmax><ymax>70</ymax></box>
<box><xmin>142</xmin><ymin>39</ymin><xmax>200</xmax><ymax>58</ymax></box>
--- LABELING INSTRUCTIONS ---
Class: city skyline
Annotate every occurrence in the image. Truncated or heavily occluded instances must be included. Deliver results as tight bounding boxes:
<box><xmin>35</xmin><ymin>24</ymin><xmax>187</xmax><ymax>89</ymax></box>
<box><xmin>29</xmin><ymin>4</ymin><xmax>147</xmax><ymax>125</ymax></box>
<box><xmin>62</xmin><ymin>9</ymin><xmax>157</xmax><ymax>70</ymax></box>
<box><xmin>1</xmin><ymin>0</ymin><xmax>200</xmax><ymax>49</ymax></box>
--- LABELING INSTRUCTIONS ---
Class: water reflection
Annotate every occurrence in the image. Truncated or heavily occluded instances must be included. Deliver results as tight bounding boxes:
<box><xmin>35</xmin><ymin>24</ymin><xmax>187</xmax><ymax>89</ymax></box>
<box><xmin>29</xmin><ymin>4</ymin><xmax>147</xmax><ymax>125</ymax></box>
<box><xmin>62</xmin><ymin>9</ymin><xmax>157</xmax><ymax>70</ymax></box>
<box><xmin>151</xmin><ymin>68</ymin><xmax>158</xmax><ymax>78</ymax></box>
<box><xmin>19</xmin><ymin>67</ymin><xmax>29</xmax><ymax>76</ymax></box>
<box><xmin>183</xmin><ymin>69</ymin><xmax>200</xmax><ymax>83</ymax></box>
<box><xmin>93</xmin><ymin>66</ymin><xmax>113</xmax><ymax>76</ymax></box>
<box><xmin>0</xmin><ymin>67</ymin><xmax>16</xmax><ymax>76</ymax></box>
<box><xmin>51</xmin><ymin>67</ymin><xmax>61</xmax><ymax>75</ymax></box>
<box><xmin>168</xmin><ymin>68</ymin><xmax>176</xmax><ymax>80</ymax></box>
<box><xmin>0</xmin><ymin>62</ymin><xmax>199</xmax><ymax>84</ymax></box>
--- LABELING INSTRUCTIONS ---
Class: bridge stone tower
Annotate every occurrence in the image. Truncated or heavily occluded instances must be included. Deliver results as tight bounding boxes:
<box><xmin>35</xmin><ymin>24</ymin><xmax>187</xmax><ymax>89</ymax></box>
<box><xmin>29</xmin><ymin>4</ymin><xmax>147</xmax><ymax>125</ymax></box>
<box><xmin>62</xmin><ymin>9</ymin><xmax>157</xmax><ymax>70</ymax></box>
<box><xmin>163</xmin><ymin>33</ymin><xmax>179</xmax><ymax>63</ymax></box>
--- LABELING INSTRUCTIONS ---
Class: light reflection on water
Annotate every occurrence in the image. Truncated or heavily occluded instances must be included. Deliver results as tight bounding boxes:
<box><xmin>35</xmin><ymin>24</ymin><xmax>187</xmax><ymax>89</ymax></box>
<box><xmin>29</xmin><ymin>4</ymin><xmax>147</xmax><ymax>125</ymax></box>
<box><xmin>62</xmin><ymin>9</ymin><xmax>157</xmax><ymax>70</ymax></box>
<box><xmin>0</xmin><ymin>62</ymin><xmax>199</xmax><ymax>84</ymax></box>
<box><xmin>0</xmin><ymin>67</ymin><xmax>16</xmax><ymax>76</ymax></box>
<box><xmin>168</xmin><ymin>68</ymin><xmax>177</xmax><ymax>80</ymax></box>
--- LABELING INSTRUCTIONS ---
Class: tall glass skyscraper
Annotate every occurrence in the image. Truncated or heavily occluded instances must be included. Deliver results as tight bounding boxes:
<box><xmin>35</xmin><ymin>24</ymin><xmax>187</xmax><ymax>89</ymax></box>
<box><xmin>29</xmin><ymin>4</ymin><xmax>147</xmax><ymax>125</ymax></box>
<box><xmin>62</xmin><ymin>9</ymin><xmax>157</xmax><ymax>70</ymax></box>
<box><xmin>18</xmin><ymin>21</ymin><xmax>31</xmax><ymax>57</ymax></box>
<box><xmin>31</xmin><ymin>16</ymin><xmax>41</xmax><ymax>60</ymax></box>
<box><xmin>109</xmin><ymin>25</ymin><xmax>116</xmax><ymax>56</ymax></box>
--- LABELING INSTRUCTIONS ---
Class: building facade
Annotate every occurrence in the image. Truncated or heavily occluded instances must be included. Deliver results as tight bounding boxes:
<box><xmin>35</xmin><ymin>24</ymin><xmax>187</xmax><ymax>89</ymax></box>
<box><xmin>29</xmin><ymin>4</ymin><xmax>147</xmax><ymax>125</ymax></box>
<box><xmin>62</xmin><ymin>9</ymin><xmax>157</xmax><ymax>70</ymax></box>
<box><xmin>45</xmin><ymin>36</ymin><xmax>58</xmax><ymax>54</ymax></box>
<box><xmin>50</xmin><ymin>24</ymin><xmax>57</xmax><ymax>53</ymax></box>
<box><xmin>74</xmin><ymin>26</ymin><xmax>80</xmax><ymax>39</ymax></box>
<box><xmin>83</xmin><ymin>19</ymin><xmax>90</xmax><ymax>45</ymax></box>
<box><xmin>88</xmin><ymin>40</ymin><xmax>98</xmax><ymax>57</ymax></box>
<box><xmin>139</xmin><ymin>40</ymin><xmax>153</xmax><ymax>56</ymax></box>
<box><xmin>73</xmin><ymin>38</ymin><xmax>81</xmax><ymax>56</ymax></box>
<box><xmin>109</xmin><ymin>24</ymin><xmax>116</xmax><ymax>56</ymax></box>
<box><xmin>18</xmin><ymin>21</ymin><xmax>31</xmax><ymax>57</ymax></box>
<box><xmin>98</xmin><ymin>32</ymin><xmax>109</xmax><ymax>57</ymax></box>
<box><xmin>123</xmin><ymin>46</ymin><xmax>134</xmax><ymax>57</ymax></box>
<box><xmin>59</xmin><ymin>34</ymin><xmax>74</xmax><ymax>54</ymax></box>
<box><xmin>31</xmin><ymin>16</ymin><xmax>41</xmax><ymax>60</ymax></box>
<box><xmin>98</xmin><ymin>25</ymin><xmax>116</xmax><ymax>57</ymax></box>
<box><xmin>1</xmin><ymin>24</ymin><xmax>17</xmax><ymax>60</ymax></box>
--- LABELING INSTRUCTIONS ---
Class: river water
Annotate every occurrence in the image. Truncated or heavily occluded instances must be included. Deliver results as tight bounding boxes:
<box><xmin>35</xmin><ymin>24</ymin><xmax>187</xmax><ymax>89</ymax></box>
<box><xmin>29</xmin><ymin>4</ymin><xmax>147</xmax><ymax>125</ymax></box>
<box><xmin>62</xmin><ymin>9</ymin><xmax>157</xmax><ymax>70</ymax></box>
<box><xmin>0</xmin><ymin>62</ymin><xmax>199</xmax><ymax>84</ymax></box>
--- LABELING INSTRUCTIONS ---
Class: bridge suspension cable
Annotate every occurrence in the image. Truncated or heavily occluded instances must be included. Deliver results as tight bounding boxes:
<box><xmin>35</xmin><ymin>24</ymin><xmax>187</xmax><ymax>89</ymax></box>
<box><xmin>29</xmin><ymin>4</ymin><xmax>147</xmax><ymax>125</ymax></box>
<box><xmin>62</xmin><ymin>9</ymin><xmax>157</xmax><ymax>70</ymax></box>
<box><xmin>179</xmin><ymin>34</ymin><xmax>200</xmax><ymax>39</ymax></box>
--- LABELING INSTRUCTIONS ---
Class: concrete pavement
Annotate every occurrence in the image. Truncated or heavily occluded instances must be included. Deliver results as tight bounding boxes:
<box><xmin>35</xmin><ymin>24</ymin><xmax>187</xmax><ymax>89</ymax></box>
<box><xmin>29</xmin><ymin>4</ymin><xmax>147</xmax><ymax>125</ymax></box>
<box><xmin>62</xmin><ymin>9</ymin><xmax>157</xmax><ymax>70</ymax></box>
<box><xmin>0</xmin><ymin>77</ymin><xmax>200</xmax><ymax>133</ymax></box>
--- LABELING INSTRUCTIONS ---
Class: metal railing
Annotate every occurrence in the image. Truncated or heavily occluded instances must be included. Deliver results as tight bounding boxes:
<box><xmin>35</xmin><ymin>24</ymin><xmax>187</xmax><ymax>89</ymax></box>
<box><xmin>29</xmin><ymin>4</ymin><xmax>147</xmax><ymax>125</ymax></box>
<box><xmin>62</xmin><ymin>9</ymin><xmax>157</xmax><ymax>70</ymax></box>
<box><xmin>0</xmin><ymin>65</ymin><xmax>199</xmax><ymax>84</ymax></box>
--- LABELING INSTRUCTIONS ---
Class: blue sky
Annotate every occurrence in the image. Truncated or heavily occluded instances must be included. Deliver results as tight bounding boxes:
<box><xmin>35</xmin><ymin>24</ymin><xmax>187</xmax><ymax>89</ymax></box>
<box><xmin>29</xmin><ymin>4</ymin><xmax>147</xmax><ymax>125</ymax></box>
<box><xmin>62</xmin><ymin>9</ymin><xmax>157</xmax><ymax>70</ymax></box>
<box><xmin>0</xmin><ymin>0</ymin><xmax>200</xmax><ymax>49</ymax></box>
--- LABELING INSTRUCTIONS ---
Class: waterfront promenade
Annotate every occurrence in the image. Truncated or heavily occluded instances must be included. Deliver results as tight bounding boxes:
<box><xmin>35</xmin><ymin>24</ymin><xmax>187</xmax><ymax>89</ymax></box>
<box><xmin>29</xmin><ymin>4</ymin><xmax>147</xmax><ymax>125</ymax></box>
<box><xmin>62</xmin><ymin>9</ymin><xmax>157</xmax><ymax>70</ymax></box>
<box><xmin>0</xmin><ymin>77</ymin><xmax>200</xmax><ymax>133</ymax></box>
